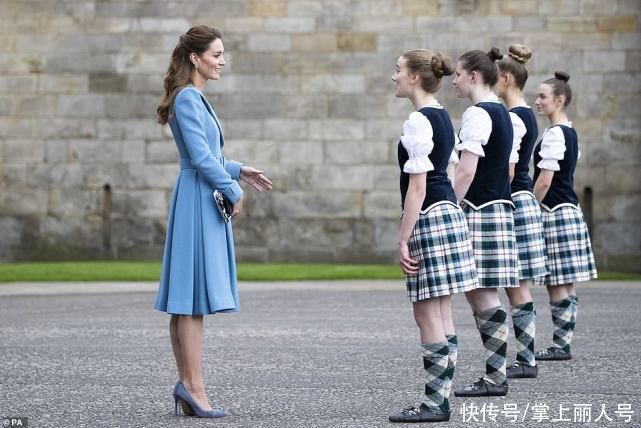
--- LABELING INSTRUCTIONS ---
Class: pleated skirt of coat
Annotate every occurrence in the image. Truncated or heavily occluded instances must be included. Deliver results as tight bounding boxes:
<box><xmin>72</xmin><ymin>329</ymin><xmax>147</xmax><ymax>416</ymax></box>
<box><xmin>154</xmin><ymin>168</ymin><xmax>239</xmax><ymax>315</ymax></box>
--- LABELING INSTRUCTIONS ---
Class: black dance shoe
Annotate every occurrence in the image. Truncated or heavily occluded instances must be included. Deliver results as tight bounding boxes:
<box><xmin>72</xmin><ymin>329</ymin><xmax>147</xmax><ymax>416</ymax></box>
<box><xmin>506</xmin><ymin>362</ymin><xmax>538</xmax><ymax>378</ymax></box>
<box><xmin>535</xmin><ymin>347</ymin><xmax>572</xmax><ymax>361</ymax></box>
<box><xmin>454</xmin><ymin>377</ymin><xmax>508</xmax><ymax>397</ymax></box>
<box><xmin>388</xmin><ymin>403</ymin><xmax>450</xmax><ymax>423</ymax></box>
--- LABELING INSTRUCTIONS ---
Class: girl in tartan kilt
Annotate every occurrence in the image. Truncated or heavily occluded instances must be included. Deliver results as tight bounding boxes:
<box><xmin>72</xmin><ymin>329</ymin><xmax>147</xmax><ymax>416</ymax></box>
<box><xmin>388</xmin><ymin>49</ymin><xmax>478</xmax><ymax>423</ymax></box>
<box><xmin>494</xmin><ymin>44</ymin><xmax>548</xmax><ymax>379</ymax></box>
<box><xmin>451</xmin><ymin>48</ymin><xmax>520</xmax><ymax>398</ymax></box>
<box><xmin>532</xmin><ymin>71</ymin><xmax>597</xmax><ymax>361</ymax></box>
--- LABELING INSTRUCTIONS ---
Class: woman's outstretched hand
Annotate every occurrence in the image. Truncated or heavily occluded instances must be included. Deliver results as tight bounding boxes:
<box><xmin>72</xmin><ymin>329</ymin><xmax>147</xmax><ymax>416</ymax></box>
<box><xmin>240</xmin><ymin>166</ymin><xmax>273</xmax><ymax>192</ymax></box>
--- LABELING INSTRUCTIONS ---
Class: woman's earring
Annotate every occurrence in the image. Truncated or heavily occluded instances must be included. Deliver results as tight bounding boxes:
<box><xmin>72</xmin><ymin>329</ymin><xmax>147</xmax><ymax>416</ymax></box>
<box><xmin>194</xmin><ymin>63</ymin><xmax>199</xmax><ymax>70</ymax></box>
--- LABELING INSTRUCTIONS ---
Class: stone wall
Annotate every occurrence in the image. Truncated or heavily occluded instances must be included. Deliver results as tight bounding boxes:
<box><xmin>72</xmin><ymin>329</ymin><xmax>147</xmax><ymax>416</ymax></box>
<box><xmin>0</xmin><ymin>0</ymin><xmax>639</xmax><ymax>271</ymax></box>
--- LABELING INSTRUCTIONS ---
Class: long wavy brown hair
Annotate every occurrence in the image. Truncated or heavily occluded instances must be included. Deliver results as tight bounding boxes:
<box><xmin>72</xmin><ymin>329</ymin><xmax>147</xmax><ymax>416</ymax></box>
<box><xmin>157</xmin><ymin>26</ymin><xmax>222</xmax><ymax>125</ymax></box>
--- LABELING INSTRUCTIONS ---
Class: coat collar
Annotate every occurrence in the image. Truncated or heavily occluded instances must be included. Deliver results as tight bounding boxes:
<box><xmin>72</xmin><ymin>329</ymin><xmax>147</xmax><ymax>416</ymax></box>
<box><xmin>189</xmin><ymin>85</ymin><xmax>225</xmax><ymax>146</ymax></box>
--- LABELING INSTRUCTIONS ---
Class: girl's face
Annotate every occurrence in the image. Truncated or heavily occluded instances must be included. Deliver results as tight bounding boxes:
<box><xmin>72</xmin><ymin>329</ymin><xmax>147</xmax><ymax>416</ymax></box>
<box><xmin>452</xmin><ymin>61</ymin><xmax>473</xmax><ymax>98</ymax></box>
<box><xmin>392</xmin><ymin>56</ymin><xmax>414</xmax><ymax>98</ymax></box>
<box><xmin>193</xmin><ymin>38</ymin><xmax>226</xmax><ymax>81</ymax></box>
<box><xmin>534</xmin><ymin>83</ymin><xmax>564</xmax><ymax>116</ymax></box>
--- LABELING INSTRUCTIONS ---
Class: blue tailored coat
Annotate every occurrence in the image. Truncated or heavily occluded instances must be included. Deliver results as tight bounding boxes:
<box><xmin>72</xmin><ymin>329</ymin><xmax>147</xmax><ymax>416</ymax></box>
<box><xmin>154</xmin><ymin>86</ymin><xmax>243</xmax><ymax>315</ymax></box>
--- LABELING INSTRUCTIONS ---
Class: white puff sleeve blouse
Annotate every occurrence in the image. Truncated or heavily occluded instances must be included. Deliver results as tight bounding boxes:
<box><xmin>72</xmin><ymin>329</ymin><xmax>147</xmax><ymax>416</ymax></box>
<box><xmin>400</xmin><ymin>111</ymin><xmax>435</xmax><ymax>174</ymax></box>
<box><xmin>508</xmin><ymin>112</ymin><xmax>526</xmax><ymax>164</ymax></box>
<box><xmin>455</xmin><ymin>106</ymin><xmax>492</xmax><ymax>157</ymax></box>
<box><xmin>536</xmin><ymin>126</ymin><xmax>567</xmax><ymax>171</ymax></box>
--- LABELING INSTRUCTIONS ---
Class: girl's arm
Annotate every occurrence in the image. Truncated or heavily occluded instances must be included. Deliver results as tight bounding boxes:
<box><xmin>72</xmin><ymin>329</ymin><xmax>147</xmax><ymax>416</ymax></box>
<box><xmin>398</xmin><ymin>173</ymin><xmax>426</xmax><ymax>274</ymax></box>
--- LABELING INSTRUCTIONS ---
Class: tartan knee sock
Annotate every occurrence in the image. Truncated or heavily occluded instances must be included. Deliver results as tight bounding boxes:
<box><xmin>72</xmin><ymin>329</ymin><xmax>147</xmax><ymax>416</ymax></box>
<box><xmin>569</xmin><ymin>294</ymin><xmax>578</xmax><ymax>326</ymax></box>
<box><xmin>442</xmin><ymin>335</ymin><xmax>458</xmax><ymax>412</ymax></box>
<box><xmin>550</xmin><ymin>297</ymin><xmax>573</xmax><ymax>353</ymax></box>
<box><xmin>475</xmin><ymin>306</ymin><xmax>509</xmax><ymax>385</ymax></box>
<box><xmin>421</xmin><ymin>342</ymin><xmax>449</xmax><ymax>411</ymax></box>
<box><xmin>510</xmin><ymin>302</ymin><xmax>536</xmax><ymax>366</ymax></box>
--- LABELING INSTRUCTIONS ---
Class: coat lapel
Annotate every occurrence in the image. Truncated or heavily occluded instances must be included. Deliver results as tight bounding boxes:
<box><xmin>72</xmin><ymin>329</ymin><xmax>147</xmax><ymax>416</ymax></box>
<box><xmin>198</xmin><ymin>92</ymin><xmax>225</xmax><ymax>148</ymax></box>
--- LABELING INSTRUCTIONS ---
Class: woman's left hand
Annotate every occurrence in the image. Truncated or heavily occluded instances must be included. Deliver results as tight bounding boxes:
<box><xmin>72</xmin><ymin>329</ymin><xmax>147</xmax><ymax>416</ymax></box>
<box><xmin>240</xmin><ymin>166</ymin><xmax>273</xmax><ymax>192</ymax></box>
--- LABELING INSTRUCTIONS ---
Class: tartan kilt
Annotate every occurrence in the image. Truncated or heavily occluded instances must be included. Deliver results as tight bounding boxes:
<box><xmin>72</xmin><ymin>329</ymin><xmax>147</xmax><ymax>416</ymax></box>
<box><xmin>534</xmin><ymin>205</ymin><xmax>598</xmax><ymax>286</ymax></box>
<box><xmin>512</xmin><ymin>191</ymin><xmax>548</xmax><ymax>280</ymax></box>
<box><xmin>406</xmin><ymin>201</ymin><xmax>478</xmax><ymax>302</ymax></box>
<box><xmin>461</xmin><ymin>201</ymin><xmax>519</xmax><ymax>288</ymax></box>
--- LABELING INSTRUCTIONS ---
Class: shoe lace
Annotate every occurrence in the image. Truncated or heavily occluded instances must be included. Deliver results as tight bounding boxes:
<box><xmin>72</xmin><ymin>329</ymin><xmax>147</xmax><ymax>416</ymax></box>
<box><xmin>402</xmin><ymin>406</ymin><xmax>421</xmax><ymax>416</ymax></box>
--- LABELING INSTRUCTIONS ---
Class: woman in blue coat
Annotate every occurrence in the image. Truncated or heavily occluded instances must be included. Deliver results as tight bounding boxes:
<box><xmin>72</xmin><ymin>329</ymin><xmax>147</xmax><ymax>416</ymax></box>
<box><xmin>154</xmin><ymin>26</ymin><xmax>272</xmax><ymax>418</ymax></box>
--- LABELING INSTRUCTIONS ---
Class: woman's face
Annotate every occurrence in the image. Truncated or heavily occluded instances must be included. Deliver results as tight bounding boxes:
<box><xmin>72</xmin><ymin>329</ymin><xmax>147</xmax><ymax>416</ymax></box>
<box><xmin>452</xmin><ymin>61</ymin><xmax>473</xmax><ymax>98</ymax></box>
<box><xmin>534</xmin><ymin>83</ymin><xmax>564</xmax><ymax>116</ymax></box>
<box><xmin>392</xmin><ymin>56</ymin><xmax>413</xmax><ymax>98</ymax></box>
<box><xmin>194</xmin><ymin>38</ymin><xmax>226</xmax><ymax>80</ymax></box>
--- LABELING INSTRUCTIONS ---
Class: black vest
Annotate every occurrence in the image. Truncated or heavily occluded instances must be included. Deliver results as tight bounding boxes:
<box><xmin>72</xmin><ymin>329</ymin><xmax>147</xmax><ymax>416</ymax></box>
<box><xmin>462</xmin><ymin>102</ymin><xmax>513</xmax><ymax>207</ymax></box>
<box><xmin>510</xmin><ymin>106</ymin><xmax>538</xmax><ymax>193</ymax></box>
<box><xmin>533</xmin><ymin>125</ymin><xmax>579</xmax><ymax>208</ymax></box>
<box><xmin>398</xmin><ymin>107</ymin><xmax>457</xmax><ymax>211</ymax></box>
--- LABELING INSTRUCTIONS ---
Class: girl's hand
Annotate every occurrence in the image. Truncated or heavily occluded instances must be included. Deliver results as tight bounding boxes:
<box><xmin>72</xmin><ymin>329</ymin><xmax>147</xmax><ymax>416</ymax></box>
<box><xmin>398</xmin><ymin>240</ymin><xmax>419</xmax><ymax>275</ymax></box>
<box><xmin>240</xmin><ymin>166</ymin><xmax>273</xmax><ymax>192</ymax></box>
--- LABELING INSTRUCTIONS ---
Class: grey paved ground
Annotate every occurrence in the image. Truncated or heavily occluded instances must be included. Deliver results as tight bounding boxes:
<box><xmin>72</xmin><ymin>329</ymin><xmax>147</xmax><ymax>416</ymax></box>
<box><xmin>0</xmin><ymin>280</ymin><xmax>639</xmax><ymax>427</ymax></box>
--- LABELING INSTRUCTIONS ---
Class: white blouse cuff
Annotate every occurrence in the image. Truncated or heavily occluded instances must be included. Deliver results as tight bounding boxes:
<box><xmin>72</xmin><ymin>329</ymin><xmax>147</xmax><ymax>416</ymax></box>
<box><xmin>509</xmin><ymin>149</ymin><xmax>519</xmax><ymax>164</ymax></box>
<box><xmin>403</xmin><ymin>157</ymin><xmax>434</xmax><ymax>174</ymax></box>
<box><xmin>537</xmin><ymin>159</ymin><xmax>560</xmax><ymax>171</ymax></box>
<box><xmin>455</xmin><ymin>141</ymin><xmax>485</xmax><ymax>157</ymax></box>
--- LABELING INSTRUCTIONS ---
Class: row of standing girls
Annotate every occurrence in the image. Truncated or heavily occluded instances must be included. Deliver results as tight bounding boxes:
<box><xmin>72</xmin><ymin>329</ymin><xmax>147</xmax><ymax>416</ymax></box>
<box><xmin>389</xmin><ymin>45</ymin><xmax>597</xmax><ymax>423</ymax></box>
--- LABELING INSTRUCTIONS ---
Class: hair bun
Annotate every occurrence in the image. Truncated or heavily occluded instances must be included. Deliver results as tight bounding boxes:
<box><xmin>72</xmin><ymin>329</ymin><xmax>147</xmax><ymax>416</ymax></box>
<box><xmin>487</xmin><ymin>47</ymin><xmax>503</xmax><ymax>62</ymax></box>
<box><xmin>554</xmin><ymin>71</ymin><xmax>570</xmax><ymax>82</ymax></box>
<box><xmin>507</xmin><ymin>44</ymin><xmax>532</xmax><ymax>65</ymax></box>
<box><xmin>431</xmin><ymin>52</ymin><xmax>454</xmax><ymax>79</ymax></box>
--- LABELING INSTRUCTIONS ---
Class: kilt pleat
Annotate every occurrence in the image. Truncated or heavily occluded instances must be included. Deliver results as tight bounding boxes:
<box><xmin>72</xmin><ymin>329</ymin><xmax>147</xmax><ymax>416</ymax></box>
<box><xmin>406</xmin><ymin>202</ymin><xmax>478</xmax><ymax>301</ymax></box>
<box><xmin>534</xmin><ymin>205</ymin><xmax>597</xmax><ymax>286</ymax></box>
<box><xmin>512</xmin><ymin>192</ymin><xmax>548</xmax><ymax>280</ymax></box>
<box><xmin>461</xmin><ymin>202</ymin><xmax>519</xmax><ymax>289</ymax></box>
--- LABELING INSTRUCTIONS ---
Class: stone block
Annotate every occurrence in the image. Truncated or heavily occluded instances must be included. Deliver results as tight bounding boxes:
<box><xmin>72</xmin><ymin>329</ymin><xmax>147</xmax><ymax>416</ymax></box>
<box><xmin>241</xmin><ymin>190</ymin><xmax>275</xmax><ymax>218</ymax></box>
<box><xmin>626</xmin><ymin>50</ymin><xmax>641</xmax><ymax>72</ymax></box>
<box><xmin>561</xmin><ymin>33</ymin><xmax>610</xmax><ymax>50</ymax></box>
<box><xmin>27</xmin><ymin>164</ymin><xmax>85</xmax><ymax>189</ymax></box>
<box><xmin>607</xmin><ymin>122</ymin><xmax>641</xmax><ymax>144</ymax></box>
<box><xmin>82</xmin><ymin>164</ymin><xmax>130</xmax><ymax>189</ymax></box>
<box><xmin>584</xmin><ymin>51</ymin><xmax>626</xmax><ymax>73</ymax></box>
<box><xmin>301</xmin><ymin>74</ymin><xmax>365</xmax><ymax>94</ymax></box>
<box><xmin>329</xmin><ymin>94</ymin><xmax>390</xmax><ymax>119</ymax></box>
<box><xmin>366</xmin><ymin>119</ymin><xmax>403</xmax><ymax>140</ymax></box>
<box><xmin>286</xmin><ymin>95</ymin><xmax>329</xmax><ymax>118</ymax></box>
<box><xmin>612</xmin><ymin>33</ymin><xmax>641</xmax><ymax>49</ymax></box>
<box><xmin>250</xmin><ymin>1</ymin><xmax>286</xmax><ymax>17</ymax></box>
<box><xmin>263</xmin><ymin>18</ymin><xmax>316</xmax><ymax>33</ymax></box>
<box><xmin>89</xmin><ymin>74</ymin><xmax>128</xmax><ymax>93</ymax></box>
<box><xmin>45</xmin><ymin>140</ymin><xmax>68</xmax><ymax>163</ymax></box>
<box><xmin>247</xmin><ymin>34</ymin><xmax>291</xmax><ymax>52</ymax></box>
<box><xmin>374</xmin><ymin>219</ymin><xmax>399</xmax><ymax>250</ymax></box>
<box><xmin>0</xmin><ymin>217</ymin><xmax>22</xmax><ymax>249</ymax></box>
<box><xmin>539</xmin><ymin>0</ymin><xmax>580</xmax><ymax>15</ymax></box>
<box><xmin>364</xmin><ymin>192</ymin><xmax>402</xmax><ymax>219</ymax></box>
<box><xmin>219</xmin><ymin>18</ymin><xmax>263</xmax><ymax>33</ymax></box>
<box><xmin>221</xmin><ymin>119</ymin><xmax>263</xmax><ymax>139</ymax></box>
<box><xmin>126</xmin><ymin>74</ymin><xmax>164</xmax><ymax>94</ymax></box>
<box><xmin>606</xmin><ymin>166</ymin><xmax>641</xmax><ymax>192</ymax></box>
<box><xmin>316</xmin><ymin>1</ymin><xmax>369</xmax><ymax>31</ymax></box>
<box><xmin>530</xmin><ymin>51</ymin><xmax>582</xmax><ymax>74</ymax></box>
<box><xmin>114</xmin><ymin>53</ymin><xmax>169</xmax><ymax>74</ymax></box>
<box><xmin>589</xmin><ymin>140</ymin><xmax>641</xmax><ymax>166</ymax></box>
<box><xmin>3</xmin><ymin>139</ymin><xmax>44</xmax><ymax>162</ymax></box>
<box><xmin>0</xmin><ymin>163</ymin><xmax>27</xmax><ymax>187</ymax></box>
<box><xmin>337</xmin><ymin>32</ymin><xmax>377</xmax><ymax>52</ymax></box>
<box><xmin>271</xmin><ymin>191</ymin><xmax>362</xmax><ymax>218</ymax></box>
<box><xmin>39</xmin><ymin>74</ymin><xmax>89</xmax><ymax>94</ymax></box>
<box><xmin>580</xmin><ymin>0</ymin><xmax>618</xmax><ymax>14</ymax></box>
<box><xmin>119</xmin><ymin>190</ymin><xmax>168</xmax><ymax>218</ymax></box>
<box><xmin>400</xmin><ymin>0</ymin><xmax>439</xmax><ymax>16</ymax></box>
<box><xmin>0</xmin><ymin>76</ymin><xmax>37</xmax><ymax>93</ymax></box>
<box><xmin>354</xmin><ymin>17</ymin><xmax>415</xmax><ymax>32</ymax></box>
<box><xmin>224</xmin><ymin>139</ymin><xmax>279</xmax><ymax>165</ymax></box>
<box><xmin>233</xmin><ymin>217</ymin><xmax>279</xmax><ymax>247</ymax></box>
<box><xmin>12</xmin><ymin>95</ymin><xmax>56</xmax><ymax>118</ymax></box>
<box><xmin>618</xmin><ymin>0</ymin><xmax>641</xmax><ymax>13</ymax></box>
<box><xmin>56</xmin><ymin>95</ymin><xmax>105</xmax><ymax>118</ymax></box>
<box><xmin>97</xmin><ymin>119</ymin><xmax>161</xmax><ymax>139</ymax></box>
<box><xmin>308</xmin><ymin>119</ymin><xmax>365</xmax><ymax>140</ymax></box>
<box><xmin>500</xmin><ymin>0</ymin><xmax>537</xmax><ymax>14</ymax></box>
<box><xmin>291</xmin><ymin>33</ymin><xmax>337</xmax><ymax>52</ymax></box>
<box><xmin>146</xmin><ymin>140</ymin><xmax>177</xmax><ymax>164</ymax></box>
<box><xmin>69</xmin><ymin>139</ymin><xmax>121</xmax><ymax>164</ymax></box>
<box><xmin>598</xmin><ymin>16</ymin><xmax>637</xmax><ymax>32</ymax></box>
<box><xmin>325</xmin><ymin>140</ymin><xmax>390</xmax><ymax>164</ymax></box>
<box><xmin>129</xmin><ymin>18</ymin><xmax>190</xmax><ymax>33</ymax></box>
<box><xmin>31</xmin><ymin>119</ymin><xmax>97</xmax><ymax>139</ymax></box>
<box><xmin>0</xmin><ymin>188</ymin><xmax>47</xmax><ymax>215</ymax></box>
<box><xmin>279</xmin><ymin>141</ymin><xmax>323</xmax><ymax>164</ymax></box>
<box><xmin>513</xmin><ymin>16</ymin><xmax>546</xmax><ymax>31</ymax></box>
<box><xmin>374</xmin><ymin>166</ymin><xmax>400</xmax><ymax>191</ymax></box>
<box><xmin>594</xmin><ymin>223</ymin><xmax>641</xmax><ymax>254</ymax></box>
<box><xmin>0</xmin><ymin>97</ymin><xmax>11</xmax><ymax>116</ymax></box>
<box><xmin>546</xmin><ymin>17</ymin><xmax>597</xmax><ymax>32</ymax></box>
<box><xmin>593</xmin><ymin>195</ymin><xmax>641</xmax><ymax>222</ymax></box>
<box><xmin>0</xmin><ymin>35</ymin><xmax>15</xmax><ymax>52</ymax></box>
<box><xmin>121</xmin><ymin>140</ymin><xmax>146</xmax><ymax>163</ymax></box>
<box><xmin>127</xmin><ymin>164</ymin><xmax>178</xmax><ymax>189</ymax></box>
<box><xmin>264</xmin><ymin>119</ymin><xmax>308</xmax><ymax>140</ymax></box>
<box><xmin>272</xmin><ymin>219</ymin><xmax>354</xmax><ymax>248</ymax></box>
<box><xmin>46</xmin><ymin>53</ymin><xmax>117</xmax><ymax>74</ymax></box>
<box><xmin>48</xmin><ymin>188</ymin><xmax>102</xmax><ymax>218</ymax></box>
<box><xmin>289</xmin><ymin>165</ymin><xmax>374</xmax><ymax>190</ymax></box>
<box><xmin>235</xmin><ymin>246</ymin><xmax>270</xmax><ymax>262</ymax></box>
<box><xmin>213</xmin><ymin>94</ymin><xmax>289</xmax><ymax>119</ymax></box>
<box><xmin>288</xmin><ymin>1</ymin><xmax>324</xmax><ymax>16</ymax></box>
<box><xmin>104</xmin><ymin>94</ymin><xmax>157</xmax><ymax>119</ymax></box>
<box><xmin>522</xmin><ymin>33</ymin><xmax>563</xmax><ymax>51</ymax></box>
